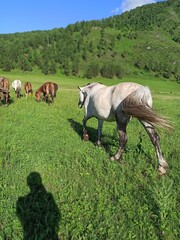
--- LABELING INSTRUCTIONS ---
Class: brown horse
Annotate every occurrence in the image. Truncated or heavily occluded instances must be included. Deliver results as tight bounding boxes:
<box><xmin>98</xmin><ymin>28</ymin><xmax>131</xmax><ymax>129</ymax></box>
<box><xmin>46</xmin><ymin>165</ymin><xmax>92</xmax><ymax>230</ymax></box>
<box><xmin>0</xmin><ymin>77</ymin><xmax>10</xmax><ymax>106</ymax></box>
<box><xmin>35</xmin><ymin>82</ymin><xmax>58</xmax><ymax>103</ymax></box>
<box><xmin>24</xmin><ymin>82</ymin><xmax>33</xmax><ymax>97</ymax></box>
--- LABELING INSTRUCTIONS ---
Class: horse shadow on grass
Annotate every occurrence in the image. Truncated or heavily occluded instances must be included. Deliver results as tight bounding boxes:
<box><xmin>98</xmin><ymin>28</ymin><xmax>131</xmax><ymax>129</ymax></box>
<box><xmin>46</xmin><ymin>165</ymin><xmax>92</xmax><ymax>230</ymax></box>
<box><xmin>68</xmin><ymin>118</ymin><xmax>119</xmax><ymax>156</ymax></box>
<box><xmin>68</xmin><ymin>118</ymin><xmax>153</xmax><ymax>163</ymax></box>
<box><xmin>68</xmin><ymin>118</ymin><xmax>98</xmax><ymax>143</ymax></box>
<box><xmin>0</xmin><ymin>96</ymin><xmax>14</xmax><ymax>106</ymax></box>
<box><xmin>16</xmin><ymin>172</ymin><xmax>60</xmax><ymax>240</ymax></box>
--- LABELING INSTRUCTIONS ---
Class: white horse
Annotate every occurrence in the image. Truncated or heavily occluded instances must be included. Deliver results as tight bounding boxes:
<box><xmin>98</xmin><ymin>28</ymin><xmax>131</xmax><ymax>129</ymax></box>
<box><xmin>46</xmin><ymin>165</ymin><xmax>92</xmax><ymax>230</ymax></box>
<box><xmin>12</xmin><ymin>80</ymin><xmax>22</xmax><ymax>98</ymax></box>
<box><xmin>78</xmin><ymin>82</ymin><xmax>172</xmax><ymax>175</ymax></box>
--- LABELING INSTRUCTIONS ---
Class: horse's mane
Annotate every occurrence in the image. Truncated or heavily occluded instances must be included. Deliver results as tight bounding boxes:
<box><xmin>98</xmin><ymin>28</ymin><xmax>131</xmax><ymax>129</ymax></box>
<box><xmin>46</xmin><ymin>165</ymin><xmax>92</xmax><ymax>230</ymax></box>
<box><xmin>85</xmin><ymin>82</ymin><xmax>102</xmax><ymax>89</ymax></box>
<box><xmin>36</xmin><ymin>85</ymin><xmax>43</xmax><ymax>93</ymax></box>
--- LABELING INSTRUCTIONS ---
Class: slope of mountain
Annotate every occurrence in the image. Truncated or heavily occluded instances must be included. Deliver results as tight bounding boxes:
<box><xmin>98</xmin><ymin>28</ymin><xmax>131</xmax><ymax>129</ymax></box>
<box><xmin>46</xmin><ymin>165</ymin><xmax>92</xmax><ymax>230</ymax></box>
<box><xmin>0</xmin><ymin>0</ymin><xmax>179</xmax><ymax>81</ymax></box>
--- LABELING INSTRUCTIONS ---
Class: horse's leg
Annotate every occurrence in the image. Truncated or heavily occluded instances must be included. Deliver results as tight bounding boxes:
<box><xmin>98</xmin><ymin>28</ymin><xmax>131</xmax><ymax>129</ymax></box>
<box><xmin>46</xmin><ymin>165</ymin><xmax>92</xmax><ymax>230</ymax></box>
<box><xmin>140</xmin><ymin>121</ymin><xmax>168</xmax><ymax>175</ymax></box>
<box><xmin>16</xmin><ymin>90</ymin><xmax>19</xmax><ymax>98</ymax></box>
<box><xmin>51</xmin><ymin>93</ymin><xmax>54</xmax><ymax>103</ymax></box>
<box><xmin>18</xmin><ymin>89</ymin><xmax>20</xmax><ymax>98</ymax></box>
<box><xmin>45</xmin><ymin>85</ymin><xmax>49</xmax><ymax>103</ymax></box>
<box><xmin>4</xmin><ymin>93</ymin><xmax>9</xmax><ymax>106</ymax></box>
<box><xmin>97</xmin><ymin>119</ymin><xmax>103</xmax><ymax>146</ymax></box>
<box><xmin>46</xmin><ymin>93</ymin><xmax>49</xmax><ymax>102</ymax></box>
<box><xmin>82</xmin><ymin>116</ymin><xmax>89</xmax><ymax>141</ymax></box>
<box><xmin>52</xmin><ymin>87</ymin><xmax>55</xmax><ymax>103</ymax></box>
<box><xmin>111</xmin><ymin>121</ymin><xmax>128</xmax><ymax>161</ymax></box>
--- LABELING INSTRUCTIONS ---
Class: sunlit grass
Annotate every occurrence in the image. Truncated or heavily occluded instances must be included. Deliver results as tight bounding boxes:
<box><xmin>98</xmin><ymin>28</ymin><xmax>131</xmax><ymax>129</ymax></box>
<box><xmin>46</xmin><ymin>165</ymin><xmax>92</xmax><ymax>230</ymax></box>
<box><xmin>0</xmin><ymin>71</ymin><xmax>179</xmax><ymax>239</ymax></box>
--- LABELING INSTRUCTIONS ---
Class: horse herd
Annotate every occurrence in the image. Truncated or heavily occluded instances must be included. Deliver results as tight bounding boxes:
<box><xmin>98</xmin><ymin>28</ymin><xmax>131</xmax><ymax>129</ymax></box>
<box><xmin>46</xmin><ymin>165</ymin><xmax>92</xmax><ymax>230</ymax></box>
<box><xmin>0</xmin><ymin>77</ymin><xmax>58</xmax><ymax>105</ymax></box>
<box><xmin>1</xmin><ymin>77</ymin><xmax>173</xmax><ymax>176</ymax></box>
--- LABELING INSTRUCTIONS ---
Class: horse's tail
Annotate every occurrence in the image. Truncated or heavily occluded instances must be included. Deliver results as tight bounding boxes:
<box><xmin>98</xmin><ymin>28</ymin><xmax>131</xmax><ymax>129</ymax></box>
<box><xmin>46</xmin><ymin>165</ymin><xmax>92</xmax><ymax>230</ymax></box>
<box><xmin>122</xmin><ymin>86</ymin><xmax>173</xmax><ymax>131</ymax></box>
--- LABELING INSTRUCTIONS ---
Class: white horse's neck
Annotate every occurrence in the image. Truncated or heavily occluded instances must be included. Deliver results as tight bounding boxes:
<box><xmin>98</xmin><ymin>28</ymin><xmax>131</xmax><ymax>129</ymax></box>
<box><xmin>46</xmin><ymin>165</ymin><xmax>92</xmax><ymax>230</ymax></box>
<box><xmin>83</xmin><ymin>82</ymin><xmax>102</xmax><ymax>93</ymax></box>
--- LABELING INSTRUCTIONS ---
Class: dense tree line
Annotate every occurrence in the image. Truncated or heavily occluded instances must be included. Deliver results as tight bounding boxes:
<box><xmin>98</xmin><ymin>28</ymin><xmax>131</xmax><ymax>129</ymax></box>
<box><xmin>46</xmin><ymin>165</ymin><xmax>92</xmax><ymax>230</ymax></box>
<box><xmin>0</xmin><ymin>0</ymin><xmax>179</xmax><ymax>81</ymax></box>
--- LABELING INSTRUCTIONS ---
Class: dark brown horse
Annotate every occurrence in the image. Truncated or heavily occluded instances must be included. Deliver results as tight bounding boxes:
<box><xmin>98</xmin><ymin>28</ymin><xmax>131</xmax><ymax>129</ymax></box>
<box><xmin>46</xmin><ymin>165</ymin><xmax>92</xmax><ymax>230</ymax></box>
<box><xmin>24</xmin><ymin>82</ymin><xmax>33</xmax><ymax>97</ymax></box>
<box><xmin>0</xmin><ymin>77</ymin><xmax>10</xmax><ymax>106</ymax></box>
<box><xmin>35</xmin><ymin>82</ymin><xmax>58</xmax><ymax>103</ymax></box>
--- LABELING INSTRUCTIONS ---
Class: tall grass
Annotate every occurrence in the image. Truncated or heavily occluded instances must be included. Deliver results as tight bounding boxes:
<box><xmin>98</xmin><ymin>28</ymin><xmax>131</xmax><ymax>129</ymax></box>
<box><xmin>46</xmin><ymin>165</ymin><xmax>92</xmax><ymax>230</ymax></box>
<box><xmin>0</xmin><ymin>72</ymin><xmax>179</xmax><ymax>239</ymax></box>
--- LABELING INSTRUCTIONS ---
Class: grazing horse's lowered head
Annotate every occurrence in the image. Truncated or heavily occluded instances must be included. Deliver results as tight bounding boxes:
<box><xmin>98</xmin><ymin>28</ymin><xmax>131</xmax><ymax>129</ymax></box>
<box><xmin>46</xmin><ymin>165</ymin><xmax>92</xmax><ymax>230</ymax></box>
<box><xmin>78</xmin><ymin>82</ymin><xmax>173</xmax><ymax>176</ymax></box>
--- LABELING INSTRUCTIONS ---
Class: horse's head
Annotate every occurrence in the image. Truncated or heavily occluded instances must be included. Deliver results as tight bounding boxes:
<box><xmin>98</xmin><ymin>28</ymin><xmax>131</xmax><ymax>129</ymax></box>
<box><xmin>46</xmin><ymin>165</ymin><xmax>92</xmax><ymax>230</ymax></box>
<box><xmin>35</xmin><ymin>91</ymin><xmax>41</xmax><ymax>102</ymax></box>
<box><xmin>78</xmin><ymin>86</ymin><xmax>86</xmax><ymax>108</ymax></box>
<box><xmin>78</xmin><ymin>83</ymin><xmax>100</xmax><ymax>108</ymax></box>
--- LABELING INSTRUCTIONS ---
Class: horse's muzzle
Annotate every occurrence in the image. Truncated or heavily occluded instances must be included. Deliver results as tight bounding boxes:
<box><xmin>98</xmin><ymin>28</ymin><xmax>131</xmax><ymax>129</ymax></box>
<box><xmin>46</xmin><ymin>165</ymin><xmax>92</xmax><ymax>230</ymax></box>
<box><xmin>78</xmin><ymin>103</ymin><xmax>83</xmax><ymax>108</ymax></box>
<box><xmin>78</xmin><ymin>101</ymin><xmax>83</xmax><ymax>108</ymax></box>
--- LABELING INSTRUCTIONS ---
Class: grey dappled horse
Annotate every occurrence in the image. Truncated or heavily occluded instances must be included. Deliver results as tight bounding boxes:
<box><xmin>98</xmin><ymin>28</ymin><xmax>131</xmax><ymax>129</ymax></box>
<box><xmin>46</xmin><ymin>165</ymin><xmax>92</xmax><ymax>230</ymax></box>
<box><xmin>78</xmin><ymin>82</ymin><xmax>172</xmax><ymax>176</ymax></box>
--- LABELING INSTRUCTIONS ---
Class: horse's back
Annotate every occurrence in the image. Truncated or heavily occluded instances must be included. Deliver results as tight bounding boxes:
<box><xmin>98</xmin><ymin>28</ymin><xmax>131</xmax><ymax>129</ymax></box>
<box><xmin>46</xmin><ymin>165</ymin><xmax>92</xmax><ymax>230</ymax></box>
<box><xmin>113</xmin><ymin>82</ymin><xmax>142</xmax><ymax>97</ymax></box>
<box><xmin>44</xmin><ymin>82</ymin><xmax>58</xmax><ymax>95</ymax></box>
<box><xmin>86</xmin><ymin>82</ymin><xmax>151</xmax><ymax>120</ymax></box>
<box><xmin>111</xmin><ymin>82</ymin><xmax>145</xmax><ymax>108</ymax></box>
<box><xmin>2</xmin><ymin>78</ymin><xmax>9</xmax><ymax>89</ymax></box>
<box><xmin>24</xmin><ymin>82</ymin><xmax>33</xmax><ymax>94</ymax></box>
<box><xmin>12</xmin><ymin>80</ymin><xmax>21</xmax><ymax>90</ymax></box>
<box><xmin>90</xmin><ymin>82</ymin><xmax>142</xmax><ymax>107</ymax></box>
<box><xmin>0</xmin><ymin>77</ymin><xmax>9</xmax><ymax>88</ymax></box>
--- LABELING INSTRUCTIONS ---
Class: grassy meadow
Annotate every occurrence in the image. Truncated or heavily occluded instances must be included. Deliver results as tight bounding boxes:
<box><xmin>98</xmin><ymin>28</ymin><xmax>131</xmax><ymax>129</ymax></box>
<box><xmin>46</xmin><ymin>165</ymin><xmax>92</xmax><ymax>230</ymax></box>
<box><xmin>0</xmin><ymin>71</ymin><xmax>180</xmax><ymax>240</ymax></box>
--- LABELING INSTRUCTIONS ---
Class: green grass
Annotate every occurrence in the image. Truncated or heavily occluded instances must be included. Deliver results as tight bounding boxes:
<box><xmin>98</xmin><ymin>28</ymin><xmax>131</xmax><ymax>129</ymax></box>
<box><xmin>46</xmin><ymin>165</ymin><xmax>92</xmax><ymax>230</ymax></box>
<box><xmin>0</xmin><ymin>71</ymin><xmax>180</xmax><ymax>239</ymax></box>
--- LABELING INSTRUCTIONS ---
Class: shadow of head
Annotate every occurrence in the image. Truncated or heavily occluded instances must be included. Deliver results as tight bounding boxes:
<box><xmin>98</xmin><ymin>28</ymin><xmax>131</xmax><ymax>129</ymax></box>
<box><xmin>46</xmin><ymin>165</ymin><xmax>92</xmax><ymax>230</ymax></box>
<box><xmin>27</xmin><ymin>172</ymin><xmax>42</xmax><ymax>191</ymax></box>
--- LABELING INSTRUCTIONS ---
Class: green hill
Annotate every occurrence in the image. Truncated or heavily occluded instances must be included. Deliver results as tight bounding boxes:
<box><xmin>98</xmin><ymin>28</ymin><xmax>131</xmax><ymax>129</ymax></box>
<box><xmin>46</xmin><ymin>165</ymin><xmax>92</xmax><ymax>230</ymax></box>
<box><xmin>0</xmin><ymin>0</ymin><xmax>179</xmax><ymax>81</ymax></box>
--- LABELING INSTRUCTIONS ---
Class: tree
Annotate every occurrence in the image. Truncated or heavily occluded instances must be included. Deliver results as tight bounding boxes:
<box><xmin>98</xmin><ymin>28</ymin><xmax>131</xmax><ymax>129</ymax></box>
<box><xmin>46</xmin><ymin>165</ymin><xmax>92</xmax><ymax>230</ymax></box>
<box><xmin>82</xmin><ymin>49</ymin><xmax>88</xmax><ymax>61</ymax></box>
<box><xmin>18</xmin><ymin>55</ymin><xmax>33</xmax><ymax>72</ymax></box>
<box><xmin>72</xmin><ymin>60</ymin><xmax>79</xmax><ymax>76</ymax></box>
<box><xmin>41</xmin><ymin>60</ymin><xmax>49</xmax><ymax>75</ymax></box>
<box><xmin>100</xmin><ymin>62</ymin><xmax>115</xmax><ymax>79</ymax></box>
<box><xmin>49</xmin><ymin>60</ymin><xmax>57</xmax><ymax>74</ymax></box>
<box><xmin>84</xmin><ymin>62</ymin><xmax>100</xmax><ymax>78</ymax></box>
<box><xmin>117</xmin><ymin>33</ymin><xmax>122</xmax><ymax>40</ymax></box>
<box><xmin>2</xmin><ymin>59</ymin><xmax>12</xmax><ymax>72</ymax></box>
<box><xmin>63</xmin><ymin>60</ymin><xmax>70</xmax><ymax>76</ymax></box>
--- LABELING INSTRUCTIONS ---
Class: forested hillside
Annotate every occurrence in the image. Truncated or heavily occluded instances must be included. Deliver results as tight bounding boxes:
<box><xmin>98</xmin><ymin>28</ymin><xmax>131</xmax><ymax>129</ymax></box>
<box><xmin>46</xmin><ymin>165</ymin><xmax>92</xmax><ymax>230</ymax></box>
<box><xmin>0</xmin><ymin>0</ymin><xmax>179</xmax><ymax>81</ymax></box>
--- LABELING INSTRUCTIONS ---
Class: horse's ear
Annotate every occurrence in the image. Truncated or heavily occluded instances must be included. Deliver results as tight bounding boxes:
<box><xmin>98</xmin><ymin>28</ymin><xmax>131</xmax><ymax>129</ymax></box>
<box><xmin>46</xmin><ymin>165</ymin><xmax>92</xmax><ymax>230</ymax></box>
<box><xmin>78</xmin><ymin>86</ymin><xmax>81</xmax><ymax>91</ymax></box>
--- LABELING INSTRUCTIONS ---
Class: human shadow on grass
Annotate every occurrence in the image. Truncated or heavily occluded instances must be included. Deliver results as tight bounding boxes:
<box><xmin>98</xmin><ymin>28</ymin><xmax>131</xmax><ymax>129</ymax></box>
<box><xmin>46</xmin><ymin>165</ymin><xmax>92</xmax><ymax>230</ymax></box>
<box><xmin>16</xmin><ymin>172</ymin><xmax>60</xmax><ymax>240</ymax></box>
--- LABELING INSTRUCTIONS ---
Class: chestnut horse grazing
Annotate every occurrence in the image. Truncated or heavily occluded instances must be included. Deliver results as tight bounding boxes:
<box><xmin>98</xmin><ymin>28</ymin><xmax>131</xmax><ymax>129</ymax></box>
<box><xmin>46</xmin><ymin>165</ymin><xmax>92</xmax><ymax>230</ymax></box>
<box><xmin>35</xmin><ymin>82</ymin><xmax>58</xmax><ymax>103</ymax></box>
<box><xmin>24</xmin><ymin>82</ymin><xmax>33</xmax><ymax>97</ymax></box>
<box><xmin>78</xmin><ymin>82</ymin><xmax>173</xmax><ymax>176</ymax></box>
<box><xmin>12</xmin><ymin>80</ymin><xmax>22</xmax><ymax>98</ymax></box>
<box><xmin>0</xmin><ymin>77</ymin><xmax>10</xmax><ymax>106</ymax></box>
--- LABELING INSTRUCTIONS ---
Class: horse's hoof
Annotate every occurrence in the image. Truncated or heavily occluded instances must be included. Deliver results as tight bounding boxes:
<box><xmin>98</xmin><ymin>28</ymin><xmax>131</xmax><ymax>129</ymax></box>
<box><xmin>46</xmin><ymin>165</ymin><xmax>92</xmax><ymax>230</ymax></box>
<box><xmin>158</xmin><ymin>166</ymin><xmax>167</xmax><ymax>176</ymax></box>
<box><xmin>161</xmin><ymin>161</ymin><xmax>168</xmax><ymax>169</ymax></box>
<box><xmin>110</xmin><ymin>156</ymin><xmax>116</xmax><ymax>161</ymax></box>
<box><xmin>95</xmin><ymin>141</ymin><xmax>102</xmax><ymax>147</ymax></box>
<box><xmin>83</xmin><ymin>133</ymin><xmax>89</xmax><ymax>141</ymax></box>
